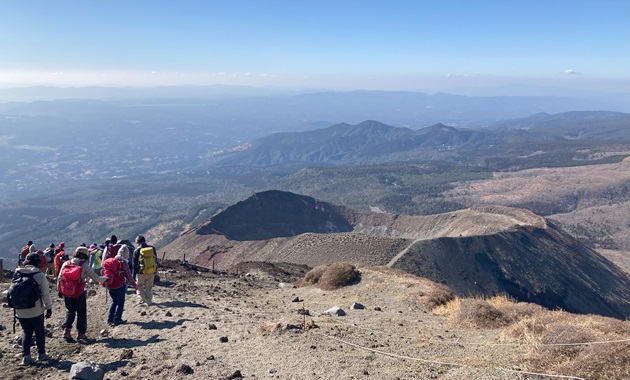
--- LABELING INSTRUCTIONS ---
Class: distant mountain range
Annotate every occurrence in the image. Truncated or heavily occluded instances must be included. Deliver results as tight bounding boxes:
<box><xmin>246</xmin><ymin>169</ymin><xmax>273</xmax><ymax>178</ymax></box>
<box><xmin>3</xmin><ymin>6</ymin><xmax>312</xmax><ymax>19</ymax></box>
<box><xmin>216</xmin><ymin>111</ymin><xmax>630</xmax><ymax>166</ymax></box>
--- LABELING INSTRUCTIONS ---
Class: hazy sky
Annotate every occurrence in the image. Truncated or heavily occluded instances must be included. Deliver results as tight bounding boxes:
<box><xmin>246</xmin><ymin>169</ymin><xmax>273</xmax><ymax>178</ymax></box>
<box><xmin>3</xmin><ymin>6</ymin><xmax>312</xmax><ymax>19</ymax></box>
<box><xmin>1</xmin><ymin>0</ymin><xmax>628</xmax><ymax>92</ymax></box>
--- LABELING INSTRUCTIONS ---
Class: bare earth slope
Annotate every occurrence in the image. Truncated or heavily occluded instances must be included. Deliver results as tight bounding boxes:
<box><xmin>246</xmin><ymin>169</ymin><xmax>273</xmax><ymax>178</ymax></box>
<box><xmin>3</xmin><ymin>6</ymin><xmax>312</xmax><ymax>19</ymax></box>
<box><xmin>5</xmin><ymin>264</ymin><xmax>606</xmax><ymax>380</ymax></box>
<box><xmin>164</xmin><ymin>190</ymin><xmax>630</xmax><ymax>319</ymax></box>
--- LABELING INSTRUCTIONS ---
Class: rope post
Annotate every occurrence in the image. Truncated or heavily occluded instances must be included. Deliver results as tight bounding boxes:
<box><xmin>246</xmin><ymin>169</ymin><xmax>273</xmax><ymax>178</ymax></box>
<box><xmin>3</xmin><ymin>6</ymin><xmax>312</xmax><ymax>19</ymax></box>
<box><xmin>0</xmin><ymin>258</ymin><xmax>3</xmax><ymax>282</ymax></box>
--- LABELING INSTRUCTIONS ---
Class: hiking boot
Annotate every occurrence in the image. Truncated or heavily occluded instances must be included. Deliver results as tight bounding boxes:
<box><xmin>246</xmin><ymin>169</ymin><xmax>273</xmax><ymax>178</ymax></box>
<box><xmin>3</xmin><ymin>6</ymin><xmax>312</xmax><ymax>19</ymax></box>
<box><xmin>38</xmin><ymin>353</ymin><xmax>51</xmax><ymax>361</ymax></box>
<box><xmin>21</xmin><ymin>355</ymin><xmax>34</xmax><ymax>365</ymax></box>
<box><xmin>77</xmin><ymin>333</ymin><xmax>91</xmax><ymax>343</ymax></box>
<box><xmin>113</xmin><ymin>319</ymin><xmax>127</xmax><ymax>326</ymax></box>
<box><xmin>63</xmin><ymin>329</ymin><xmax>75</xmax><ymax>342</ymax></box>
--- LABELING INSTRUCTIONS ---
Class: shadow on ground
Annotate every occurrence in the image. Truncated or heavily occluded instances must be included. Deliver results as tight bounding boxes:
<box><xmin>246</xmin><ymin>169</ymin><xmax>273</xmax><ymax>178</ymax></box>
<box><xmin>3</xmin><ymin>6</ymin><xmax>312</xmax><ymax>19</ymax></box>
<box><xmin>132</xmin><ymin>319</ymin><xmax>192</xmax><ymax>330</ymax></box>
<box><xmin>104</xmin><ymin>334</ymin><xmax>165</xmax><ymax>348</ymax></box>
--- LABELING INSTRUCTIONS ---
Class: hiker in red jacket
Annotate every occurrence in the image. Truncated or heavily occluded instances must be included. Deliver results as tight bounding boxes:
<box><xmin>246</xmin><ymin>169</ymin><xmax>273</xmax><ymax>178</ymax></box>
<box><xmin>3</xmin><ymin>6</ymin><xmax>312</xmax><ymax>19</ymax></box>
<box><xmin>57</xmin><ymin>247</ymin><xmax>108</xmax><ymax>343</ymax></box>
<box><xmin>102</xmin><ymin>245</ymin><xmax>138</xmax><ymax>326</ymax></box>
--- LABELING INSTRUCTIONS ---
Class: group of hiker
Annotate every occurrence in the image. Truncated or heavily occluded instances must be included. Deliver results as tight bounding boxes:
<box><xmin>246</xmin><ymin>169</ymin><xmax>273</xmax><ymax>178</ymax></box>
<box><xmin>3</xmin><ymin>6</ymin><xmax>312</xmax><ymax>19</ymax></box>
<box><xmin>8</xmin><ymin>234</ymin><xmax>159</xmax><ymax>365</ymax></box>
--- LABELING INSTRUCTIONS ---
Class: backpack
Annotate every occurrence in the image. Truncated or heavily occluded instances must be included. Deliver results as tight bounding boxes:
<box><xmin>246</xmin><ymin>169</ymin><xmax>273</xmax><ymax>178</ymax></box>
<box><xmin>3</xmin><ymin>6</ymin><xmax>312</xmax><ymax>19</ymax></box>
<box><xmin>44</xmin><ymin>248</ymin><xmax>55</xmax><ymax>263</ymax></box>
<box><xmin>7</xmin><ymin>272</ymin><xmax>41</xmax><ymax>309</ymax></box>
<box><xmin>101</xmin><ymin>258</ymin><xmax>126</xmax><ymax>289</ymax></box>
<box><xmin>59</xmin><ymin>250</ymin><xmax>70</xmax><ymax>263</ymax></box>
<box><xmin>138</xmin><ymin>246</ymin><xmax>157</xmax><ymax>274</ymax></box>
<box><xmin>59</xmin><ymin>263</ymin><xmax>85</xmax><ymax>299</ymax></box>
<box><xmin>21</xmin><ymin>246</ymin><xmax>30</xmax><ymax>260</ymax></box>
<box><xmin>105</xmin><ymin>244</ymin><xmax>121</xmax><ymax>260</ymax></box>
<box><xmin>91</xmin><ymin>248</ymin><xmax>103</xmax><ymax>270</ymax></box>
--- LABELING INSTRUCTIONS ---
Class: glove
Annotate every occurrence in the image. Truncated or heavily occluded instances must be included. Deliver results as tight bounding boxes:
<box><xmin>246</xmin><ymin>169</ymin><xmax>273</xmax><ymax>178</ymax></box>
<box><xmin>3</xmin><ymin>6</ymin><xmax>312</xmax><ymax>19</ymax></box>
<box><xmin>45</xmin><ymin>309</ymin><xmax>52</xmax><ymax>319</ymax></box>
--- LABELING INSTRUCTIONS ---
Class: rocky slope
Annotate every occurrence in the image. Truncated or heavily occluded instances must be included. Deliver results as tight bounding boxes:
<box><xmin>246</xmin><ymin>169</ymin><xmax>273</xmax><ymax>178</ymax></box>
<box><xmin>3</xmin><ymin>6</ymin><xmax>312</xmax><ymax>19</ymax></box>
<box><xmin>164</xmin><ymin>190</ymin><xmax>630</xmax><ymax>319</ymax></box>
<box><xmin>7</xmin><ymin>262</ymin><xmax>628</xmax><ymax>380</ymax></box>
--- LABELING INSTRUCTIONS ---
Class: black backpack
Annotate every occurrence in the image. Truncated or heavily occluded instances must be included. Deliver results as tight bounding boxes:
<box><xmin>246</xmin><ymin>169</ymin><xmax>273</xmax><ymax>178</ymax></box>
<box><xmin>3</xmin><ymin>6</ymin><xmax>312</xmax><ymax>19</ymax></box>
<box><xmin>7</xmin><ymin>272</ymin><xmax>42</xmax><ymax>309</ymax></box>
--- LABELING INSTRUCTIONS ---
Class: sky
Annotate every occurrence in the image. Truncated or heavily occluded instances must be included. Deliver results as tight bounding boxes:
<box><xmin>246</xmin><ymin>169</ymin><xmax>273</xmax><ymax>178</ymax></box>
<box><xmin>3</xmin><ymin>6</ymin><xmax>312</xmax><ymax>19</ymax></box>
<box><xmin>0</xmin><ymin>0</ymin><xmax>628</xmax><ymax>93</ymax></box>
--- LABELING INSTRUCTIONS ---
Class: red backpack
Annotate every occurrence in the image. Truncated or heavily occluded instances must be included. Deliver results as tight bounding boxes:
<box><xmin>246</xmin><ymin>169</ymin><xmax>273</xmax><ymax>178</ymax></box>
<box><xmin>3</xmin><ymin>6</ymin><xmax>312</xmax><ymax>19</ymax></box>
<box><xmin>59</xmin><ymin>263</ymin><xmax>85</xmax><ymax>299</ymax></box>
<box><xmin>102</xmin><ymin>258</ymin><xmax>126</xmax><ymax>289</ymax></box>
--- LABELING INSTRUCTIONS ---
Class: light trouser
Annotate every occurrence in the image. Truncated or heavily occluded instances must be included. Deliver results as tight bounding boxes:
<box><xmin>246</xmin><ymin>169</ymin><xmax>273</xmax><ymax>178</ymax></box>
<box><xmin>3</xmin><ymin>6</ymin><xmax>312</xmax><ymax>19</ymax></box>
<box><xmin>137</xmin><ymin>273</ymin><xmax>155</xmax><ymax>305</ymax></box>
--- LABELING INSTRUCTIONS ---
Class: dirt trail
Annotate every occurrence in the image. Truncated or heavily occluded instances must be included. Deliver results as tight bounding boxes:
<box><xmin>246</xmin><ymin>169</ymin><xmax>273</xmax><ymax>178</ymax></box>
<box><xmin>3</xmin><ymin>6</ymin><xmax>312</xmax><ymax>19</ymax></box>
<box><xmin>0</xmin><ymin>264</ymin><xmax>561</xmax><ymax>379</ymax></box>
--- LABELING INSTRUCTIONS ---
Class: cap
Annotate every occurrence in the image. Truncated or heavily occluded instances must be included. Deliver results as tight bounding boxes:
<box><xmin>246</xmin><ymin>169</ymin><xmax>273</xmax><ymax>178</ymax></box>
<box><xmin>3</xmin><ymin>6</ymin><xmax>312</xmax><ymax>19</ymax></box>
<box><xmin>25</xmin><ymin>252</ymin><xmax>41</xmax><ymax>265</ymax></box>
<box><xmin>74</xmin><ymin>246</ymin><xmax>89</xmax><ymax>260</ymax></box>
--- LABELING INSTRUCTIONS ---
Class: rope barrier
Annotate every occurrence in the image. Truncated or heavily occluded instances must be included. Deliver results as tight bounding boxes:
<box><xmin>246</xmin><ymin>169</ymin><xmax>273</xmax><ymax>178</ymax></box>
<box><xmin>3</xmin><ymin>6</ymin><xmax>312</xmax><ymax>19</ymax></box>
<box><xmin>333</xmin><ymin>318</ymin><xmax>630</xmax><ymax>348</ymax></box>
<box><xmin>323</xmin><ymin>333</ymin><xmax>586</xmax><ymax>380</ymax></box>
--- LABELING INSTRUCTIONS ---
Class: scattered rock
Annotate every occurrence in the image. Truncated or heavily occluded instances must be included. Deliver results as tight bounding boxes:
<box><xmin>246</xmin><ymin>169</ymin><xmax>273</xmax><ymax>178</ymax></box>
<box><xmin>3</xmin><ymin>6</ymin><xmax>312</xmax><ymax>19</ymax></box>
<box><xmin>100</xmin><ymin>329</ymin><xmax>109</xmax><ymax>337</ymax></box>
<box><xmin>69</xmin><ymin>361</ymin><xmax>105</xmax><ymax>380</ymax></box>
<box><xmin>219</xmin><ymin>336</ymin><xmax>229</xmax><ymax>343</ymax></box>
<box><xmin>226</xmin><ymin>370</ymin><xmax>242</xmax><ymax>379</ymax></box>
<box><xmin>45</xmin><ymin>329</ymin><xmax>53</xmax><ymax>338</ymax></box>
<box><xmin>374</xmin><ymin>307</ymin><xmax>382</xmax><ymax>311</ymax></box>
<box><xmin>0</xmin><ymin>324</ymin><xmax>5</xmax><ymax>331</ymax></box>
<box><xmin>207</xmin><ymin>355</ymin><xmax>215</xmax><ymax>361</ymax></box>
<box><xmin>256</xmin><ymin>322</ymin><xmax>301</xmax><ymax>335</ymax></box>
<box><xmin>165</xmin><ymin>311</ymin><xmax>172</xmax><ymax>317</ymax></box>
<box><xmin>278</xmin><ymin>282</ymin><xmax>294</xmax><ymax>289</ymax></box>
<box><xmin>351</xmin><ymin>302</ymin><xmax>365</xmax><ymax>310</ymax></box>
<box><xmin>291</xmin><ymin>297</ymin><xmax>303</xmax><ymax>302</ymax></box>
<box><xmin>208</xmin><ymin>323</ymin><xmax>217</xmax><ymax>330</ymax></box>
<box><xmin>268</xmin><ymin>368</ymin><xmax>278</xmax><ymax>374</ymax></box>
<box><xmin>120</xmin><ymin>349</ymin><xmax>133</xmax><ymax>360</ymax></box>
<box><xmin>140</xmin><ymin>311</ymin><xmax>147</xmax><ymax>316</ymax></box>
<box><xmin>87</xmin><ymin>290</ymin><xmax>97</xmax><ymax>297</ymax></box>
<box><xmin>297</xmin><ymin>308</ymin><xmax>310</xmax><ymax>316</ymax></box>
<box><xmin>322</xmin><ymin>307</ymin><xmax>346</xmax><ymax>316</ymax></box>
<box><xmin>176</xmin><ymin>363</ymin><xmax>194</xmax><ymax>375</ymax></box>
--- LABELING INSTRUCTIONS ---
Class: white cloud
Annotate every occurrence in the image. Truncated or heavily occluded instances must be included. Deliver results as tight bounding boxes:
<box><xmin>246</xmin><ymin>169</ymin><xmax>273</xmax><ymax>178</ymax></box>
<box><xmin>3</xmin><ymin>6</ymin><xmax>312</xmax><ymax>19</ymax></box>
<box><xmin>564</xmin><ymin>69</ymin><xmax>576</xmax><ymax>74</ymax></box>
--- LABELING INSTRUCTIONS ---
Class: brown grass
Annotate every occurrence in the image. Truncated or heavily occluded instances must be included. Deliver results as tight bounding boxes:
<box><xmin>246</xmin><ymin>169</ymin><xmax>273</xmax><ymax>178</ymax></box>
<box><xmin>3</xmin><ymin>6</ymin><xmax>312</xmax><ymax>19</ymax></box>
<box><xmin>434</xmin><ymin>294</ymin><xmax>630</xmax><ymax>378</ymax></box>
<box><xmin>296</xmin><ymin>262</ymin><xmax>360</xmax><ymax>290</ymax></box>
<box><xmin>436</xmin><ymin>295</ymin><xmax>545</xmax><ymax>329</ymax></box>
<box><xmin>504</xmin><ymin>311</ymin><xmax>630</xmax><ymax>379</ymax></box>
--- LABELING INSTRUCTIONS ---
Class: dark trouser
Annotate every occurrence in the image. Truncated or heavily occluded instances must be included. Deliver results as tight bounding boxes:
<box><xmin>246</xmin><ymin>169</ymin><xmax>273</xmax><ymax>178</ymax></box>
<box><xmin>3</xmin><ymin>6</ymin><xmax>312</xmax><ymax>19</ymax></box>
<box><xmin>62</xmin><ymin>293</ymin><xmax>87</xmax><ymax>334</ymax></box>
<box><xmin>17</xmin><ymin>314</ymin><xmax>46</xmax><ymax>357</ymax></box>
<box><xmin>107</xmin><ymin>286</ymin><xmax>127</xmax><ymax>322</ymax></box>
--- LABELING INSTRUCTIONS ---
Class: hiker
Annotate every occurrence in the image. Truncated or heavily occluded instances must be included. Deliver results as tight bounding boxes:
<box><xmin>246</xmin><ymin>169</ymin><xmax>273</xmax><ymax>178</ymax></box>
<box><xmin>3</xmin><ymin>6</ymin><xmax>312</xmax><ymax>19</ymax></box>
<box><xmin>88</xmin><ymin>243</ymin><xmax>103</xmax><ymax>275</ymax></box>
<box><xmin>53</xmin><ymin>242</ymin><xmax>67</xmax><ymax>276</ymax></box>
<box><xmin>43</xmin><ymin>243</ymin><xmax>56</xmax><ymax>275</ymax></box>
<box><xmin>132</xmin><ymin>235</ymin><xmax>158</xmax><ymax>306</ymax></box>
<box><xmin>19</xmin><ymin>241</ymin><xmax>34</xmax><ymax>265</ymax></box>
<box><xmin>10</xmin><ymin>252</ymin><xmax>53</xmax><ymax>365</ymax></box>
<box><xmin>34</xmin><ymin>250</ymin><xmax>48</xmax><ymax>273</ymax></box>
<box><xmin>103</xmin><ymin>245</ymin><xmax>138</xmax><ymax>326</ymax></box>
<box><xmin>57</xmin><ymin>247</ymin><xmax>108</xmax><ymax>343</ymax></box>
<box><xmin>103</xmin><ymin>235</ymin><xmax>121</xmax><ymax>260</ymax></box>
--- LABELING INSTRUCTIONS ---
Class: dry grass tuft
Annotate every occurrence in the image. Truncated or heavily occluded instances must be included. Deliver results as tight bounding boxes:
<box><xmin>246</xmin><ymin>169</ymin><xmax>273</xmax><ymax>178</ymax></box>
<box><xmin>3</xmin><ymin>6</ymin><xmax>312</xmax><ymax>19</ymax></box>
<box><xmin>452</xmin><ymin>298</ymin><xmax>511</xmax><ymax>329</ymax></box>
<box><xmin>505</xmin><ymin>311</ymin><xmax>630</xmax><ymax>379</ymax></box>
<box><xmin>296</xmin><ymin>262</ymin><xmax>360</xmax><ymax>290</ymax></box>
<box><xmin>435</xmin><ymin>294</ymin><xmax>545</xmax><ymax>329</ymax></box>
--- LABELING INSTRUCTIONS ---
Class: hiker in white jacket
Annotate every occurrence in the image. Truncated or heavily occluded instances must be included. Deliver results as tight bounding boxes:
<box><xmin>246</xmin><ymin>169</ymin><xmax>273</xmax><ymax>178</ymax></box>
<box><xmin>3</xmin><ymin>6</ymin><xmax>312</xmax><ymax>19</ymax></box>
<box><xmin>14</xmin><ymin>252</ymin><xmax>53</xmax><ymax>365</ymax></box>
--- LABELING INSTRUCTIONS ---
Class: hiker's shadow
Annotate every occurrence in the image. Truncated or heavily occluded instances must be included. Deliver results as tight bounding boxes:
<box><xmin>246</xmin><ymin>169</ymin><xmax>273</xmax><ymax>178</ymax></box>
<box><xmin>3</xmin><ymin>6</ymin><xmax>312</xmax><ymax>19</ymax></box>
<box><xmin>133</xmin><ymin>318</ymin><xmax>191</xmax><ymax>330</ymax></box>
<box><xmin>104</xmin><ymin>334</ymin><xmax>165</xmax><ymax>348</ymax></box>
<box><xmin>154</xmin><ymin>300</ymin><xmax>208</xmax><ymax>309</ymax></box>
